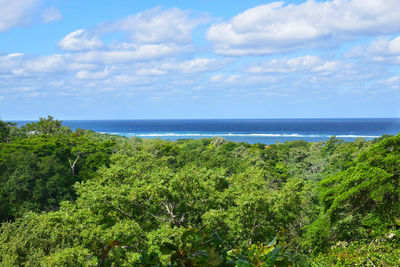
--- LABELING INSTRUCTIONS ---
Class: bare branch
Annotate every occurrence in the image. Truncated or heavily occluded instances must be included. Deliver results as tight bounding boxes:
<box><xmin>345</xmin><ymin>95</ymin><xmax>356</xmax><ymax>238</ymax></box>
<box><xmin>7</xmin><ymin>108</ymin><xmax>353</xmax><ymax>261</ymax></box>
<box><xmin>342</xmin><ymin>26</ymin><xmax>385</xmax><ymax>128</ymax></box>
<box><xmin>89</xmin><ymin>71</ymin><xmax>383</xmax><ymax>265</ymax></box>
<box><xmin>68</xmin><ymin>154</ymin><xmax>80</xmax><ymax>176</ymax></box>
<box><xmin>131</xmin><ymin>202</ymin><xmax>165</xmax><ymax>221</ymax></box>
<box><xmin>163</xmin><ymin>201</ymin><xmax>185</xmax><ymax>227</ymax></box>
<box><xmin>103</xmin><ymin>200</ymin><xmax>134</xmax><ymax>220</ymax></box>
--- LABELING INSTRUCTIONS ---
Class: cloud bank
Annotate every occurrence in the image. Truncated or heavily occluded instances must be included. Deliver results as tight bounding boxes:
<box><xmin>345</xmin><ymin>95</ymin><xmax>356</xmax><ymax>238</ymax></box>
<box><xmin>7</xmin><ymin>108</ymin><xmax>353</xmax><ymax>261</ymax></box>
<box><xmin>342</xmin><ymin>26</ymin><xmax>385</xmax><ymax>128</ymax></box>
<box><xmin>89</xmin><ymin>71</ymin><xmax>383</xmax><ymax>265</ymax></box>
<box><xmin>1</xmin><ymin>1</ymin><xmax>400</xmax><ymax>118</ymax></box>
<box><xmin>207</xmin><ymin>0</ymin><xmax>400</xmax><ymax>55</ymax></box>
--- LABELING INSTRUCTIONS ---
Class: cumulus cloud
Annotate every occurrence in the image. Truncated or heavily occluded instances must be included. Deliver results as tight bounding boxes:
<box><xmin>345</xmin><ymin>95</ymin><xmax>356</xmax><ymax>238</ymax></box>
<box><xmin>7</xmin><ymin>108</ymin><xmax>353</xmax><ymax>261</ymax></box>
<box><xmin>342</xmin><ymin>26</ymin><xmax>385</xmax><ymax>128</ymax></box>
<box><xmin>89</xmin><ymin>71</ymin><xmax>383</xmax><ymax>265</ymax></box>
<box><xmin>207</xmin><ymin>0</ymin><xmax>400</xmax><ymax>55</ymax></box>
<box><xmin>58</xmin><ymin>29</ymin><xmax>103</xmax><ymax>51</ymax></box>
<box><xmin>372</xmin><ymin>56</ymin><xmax>400</xmax><ymax>64</ymax></box>
<box><xmin>368</xmin><ymin>36</ymin><xmax>400</xmax><ymax>55</ymax></box>
<box><xmin>208</xmin><ymin>73</ymin><xmax>278</xmax><ymax>87</ymax></box>
<box><xmin>0</xmin><ymin>0</ymin><xmax>40</xmax><ymax>32</ymax></box>
<box><xmin>346</xmin><ymin>35</ymin><xmax>400</xmax><ymax>64</ymax></box>
<box><xmin>136</xmin><ymin>68</ymin><xmax>167</xmax><ymax>76</ymax></box>
<box><xmin>23</xmin><ymin>55</ymin><xmax>65</xmax><ymax>73</ymax></box>
<box><xmin>367</xmin><ymin>36</ymin><xmax>400</xmax><ymax>64</ymax></box>
<box><xmin>41</xmin><ymin>6</ymin><xmax>62</xmax><ymax>23</ymax></box>
<box><xmin>56</xmin><ymin>7</ymin><xmax>208</xmax><ymax>64</ymax></box>
<box><xmin>135</xmin><ymin>58</ymin><xmax>230</xmax><ymax>76</ymax></box>
<box><xmin>210</xmin><ymin>74</ymin><xmax>224</xmax><ymax>82</ymax></box>
<box><xmin>0</xmin><ymin>53</ymin><xmax>24</xmax><ymax>73</ymax></box>
<box><xmin>0</xmin><ymin>53</ymin><xmax>101</xmax><ymax>79</ymax></box>
<box><xmin>2</xmin><ymin>1</ymin><xmax>400</xmax><ymax>116</ymax></box>
<box><xmin>247</xmin><ymin>55</ymin><xmax>339</xmax><ymax>75</ymax></box>
<box><xmin>380</xmin><ymin>76</ymin><xmax>400</xmax><ymax>88</ymax></box>
<box><xmin>160</xmin><ymin>58</ymin><xmax>230</xmax><ymax>73</ymax></box>
<box><xmin>105</xmin><ymin>7</ymin><xmax>208</xmax><ymax>44</ymax></box>
<box><xmin>76</xmin><ymin>67</ymin><xmax>111</xmax><ymax>79</ymax></box>
<box><xmin>72</xmin><ymin>43</ymin><xmax>188</xmax><ymax>64</ymax></box>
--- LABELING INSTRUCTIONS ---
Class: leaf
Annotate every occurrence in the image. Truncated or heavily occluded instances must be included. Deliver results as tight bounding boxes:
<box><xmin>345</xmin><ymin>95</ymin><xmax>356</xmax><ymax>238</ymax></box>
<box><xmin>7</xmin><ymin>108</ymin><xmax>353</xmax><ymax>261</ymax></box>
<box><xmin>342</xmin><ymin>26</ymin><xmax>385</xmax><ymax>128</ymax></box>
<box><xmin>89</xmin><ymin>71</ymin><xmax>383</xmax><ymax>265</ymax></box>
<box><xmin>262</xmin><ymin>246</ymin><xmax>275</xmax><ymax>255</ymax></box>
<box><xmin>196</xmin><ymin>249</ymin><xmax>209</xmax><ymax>259</ymax></box>
<box><xmin>274</xmin><ymin>258</ymin><xmax>291</xmax><ymax>267</ymax></box>
<box><xmin>160</xmin><ymin>242</ymin><xmax>179</xmax><ymax>254</ymax></box>
<box><xmin>265</xmin><ymin>246</ymin><xmax>280</xmax><ymax>266</ymax></box>
<box><xmin>181</xmin><ymin>227</ymin><xmax>198</xmax><ymax>244</ymax></box>
<box><xmin>120</xmin><ymin>235</ymin><xmax>136</xmax><ymax>246</ymax></box>
<box><xmin>209</xmin><ymin>232</ymin><xmax>223</xmax><ymax>246</ymax></box>
<box><xmin>266</xmin><ymin>236</ymin><xmax>277</xmax><ymax>247</ymax></box>
<box><xmin>236</xmin><ymin>259</ymin><xmax>253</xmax><ymax>267</ymax></box>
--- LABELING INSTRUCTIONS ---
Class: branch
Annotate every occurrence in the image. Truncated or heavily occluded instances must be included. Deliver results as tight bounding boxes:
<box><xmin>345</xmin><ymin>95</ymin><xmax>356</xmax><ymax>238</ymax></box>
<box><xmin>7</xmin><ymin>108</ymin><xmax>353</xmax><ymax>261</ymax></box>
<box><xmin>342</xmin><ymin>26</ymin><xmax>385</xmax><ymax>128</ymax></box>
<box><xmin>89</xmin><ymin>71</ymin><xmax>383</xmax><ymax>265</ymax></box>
<box><xmin>163</xmin><ymin>201</ymin><xmax>185</xmax><ymax>227</ymax></box>
<box><xmin>68</xmin><ymin>154</ymin><xmax>80</xmax><ymax>176</ymax></box>
<box><xmin>131</xmin><ymin>202</ymin><xmax>165</xmax><ymax>221</ymax></box>
<box><xmin>103</xmin><ymin>200</ymin><xmax>134</xmax><ymax>220</ymax></box>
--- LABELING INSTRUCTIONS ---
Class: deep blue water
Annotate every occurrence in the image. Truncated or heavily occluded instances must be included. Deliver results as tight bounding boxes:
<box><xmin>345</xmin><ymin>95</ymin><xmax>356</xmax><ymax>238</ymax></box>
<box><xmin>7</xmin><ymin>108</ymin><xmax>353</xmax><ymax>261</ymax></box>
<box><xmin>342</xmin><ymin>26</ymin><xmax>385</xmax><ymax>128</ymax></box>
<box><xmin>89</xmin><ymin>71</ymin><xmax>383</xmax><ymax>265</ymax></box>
<box><xmin>14</xmin><ymin>118</ymin><xmax>400</xmax><ymax>144</ymax></box>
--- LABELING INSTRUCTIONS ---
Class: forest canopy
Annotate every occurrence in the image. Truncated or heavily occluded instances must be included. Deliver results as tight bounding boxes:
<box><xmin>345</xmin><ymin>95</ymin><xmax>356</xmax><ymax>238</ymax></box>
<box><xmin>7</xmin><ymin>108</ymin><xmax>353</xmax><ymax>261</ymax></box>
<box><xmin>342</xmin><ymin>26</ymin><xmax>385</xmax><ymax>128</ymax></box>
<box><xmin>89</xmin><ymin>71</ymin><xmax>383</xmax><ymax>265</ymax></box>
<box><xmin>0</xmin><ymin>117</ymin><xmax>399</xmax><ymax>266</ymax></box>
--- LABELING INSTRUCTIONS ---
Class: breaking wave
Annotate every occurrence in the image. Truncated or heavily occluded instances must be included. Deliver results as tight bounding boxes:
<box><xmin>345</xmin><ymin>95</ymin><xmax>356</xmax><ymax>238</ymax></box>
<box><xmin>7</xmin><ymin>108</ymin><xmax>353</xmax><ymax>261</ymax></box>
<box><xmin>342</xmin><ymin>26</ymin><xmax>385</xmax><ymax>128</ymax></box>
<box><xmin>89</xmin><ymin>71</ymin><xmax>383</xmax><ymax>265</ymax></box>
<box><xmin>99</xmin><ymin>132</ymin><xmax>381</xmax><ymax>138</ymax></box>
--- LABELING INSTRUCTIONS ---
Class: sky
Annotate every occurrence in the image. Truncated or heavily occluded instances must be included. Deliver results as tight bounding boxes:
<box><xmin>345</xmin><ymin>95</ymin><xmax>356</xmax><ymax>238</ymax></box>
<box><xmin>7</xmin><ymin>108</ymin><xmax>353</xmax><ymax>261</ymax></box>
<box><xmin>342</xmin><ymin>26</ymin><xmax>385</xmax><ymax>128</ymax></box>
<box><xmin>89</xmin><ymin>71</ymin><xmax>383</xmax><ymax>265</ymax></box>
<box><xmin>1</xmin><ymin>0</ymin><xmax>400</xmax><ymax>120</ymax></box>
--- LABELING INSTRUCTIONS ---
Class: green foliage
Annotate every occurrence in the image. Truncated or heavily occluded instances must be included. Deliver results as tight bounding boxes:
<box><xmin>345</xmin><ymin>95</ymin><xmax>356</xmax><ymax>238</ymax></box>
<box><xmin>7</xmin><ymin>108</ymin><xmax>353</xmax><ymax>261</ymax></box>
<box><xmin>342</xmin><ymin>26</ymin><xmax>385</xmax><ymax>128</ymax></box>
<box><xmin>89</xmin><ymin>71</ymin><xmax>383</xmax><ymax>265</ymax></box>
<box><xmin>305</xmin><ymin>134</ymin><xmax>400</xmax><ymax>253</ymax></box>
<box><xmin>159</xmin><ymin>228</ymin><xmax>226</xmax><ymax>266</ymax></box>
<box><xmin>20</xmin><ymin>115</ymin><xmax>71</xmax><ymax>136</ymax></box>
<box><xmin>134</xmin><ymin>228</ymin><xmax>293</xmax><ymax>267</ymax></box>
<box><xmin>0</xmin><ymin>119</ymin><xmax>17</xmax><ymax>143</ymax></box>
<box><xmin>0</xmin><ymin>211</ymin><xmax>81</xmax><ymax>266</ymax></box>
<box><xmin>0</xmin><ymin>116</ymin><xmax>398</xmax><ymax>266</ymax></box>
<box><xmin>0</xmin><ymin>120</ymin><xmax>117</xmax><ymax>222</ymax></box>
<box><xmin>41</xmin><ymin>247</ymin><xmax>97</xmax><ymax>267</ymax></box>
<box><xmin>311</xmin><ymin>235</ymin><xmax>400</xmax><ymax>266</ymax></box>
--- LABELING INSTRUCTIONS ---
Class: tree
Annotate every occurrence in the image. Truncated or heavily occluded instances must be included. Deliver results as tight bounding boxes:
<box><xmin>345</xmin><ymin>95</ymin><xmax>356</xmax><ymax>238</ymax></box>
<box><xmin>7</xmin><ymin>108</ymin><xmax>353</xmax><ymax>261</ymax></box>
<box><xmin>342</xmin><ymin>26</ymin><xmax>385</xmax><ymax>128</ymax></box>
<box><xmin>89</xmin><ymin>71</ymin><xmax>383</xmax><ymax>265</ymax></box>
<box><xmin>0</xmin><ymin>119</ymin><xmax>16</xmax><ymax>143</ymax></box>
<box><xmin>20</xmin><ymin>115</ymin><xmax>71</xmax><ymax>136</ymax></box>
<box><xmin>305</xmin><ymin>134</ymin><xmax>400</xmax><ymax>252</ymax></box>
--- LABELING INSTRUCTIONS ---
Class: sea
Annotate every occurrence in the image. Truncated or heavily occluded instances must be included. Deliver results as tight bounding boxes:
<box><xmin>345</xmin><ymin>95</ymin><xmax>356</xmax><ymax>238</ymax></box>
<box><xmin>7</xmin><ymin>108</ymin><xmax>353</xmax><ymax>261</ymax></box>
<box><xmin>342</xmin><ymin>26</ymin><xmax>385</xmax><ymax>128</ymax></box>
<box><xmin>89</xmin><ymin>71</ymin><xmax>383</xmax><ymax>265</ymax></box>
<box><xmin>14</xmin><ymin>118</ymin><xmax>400</xmax><ymax>144</ymax></box>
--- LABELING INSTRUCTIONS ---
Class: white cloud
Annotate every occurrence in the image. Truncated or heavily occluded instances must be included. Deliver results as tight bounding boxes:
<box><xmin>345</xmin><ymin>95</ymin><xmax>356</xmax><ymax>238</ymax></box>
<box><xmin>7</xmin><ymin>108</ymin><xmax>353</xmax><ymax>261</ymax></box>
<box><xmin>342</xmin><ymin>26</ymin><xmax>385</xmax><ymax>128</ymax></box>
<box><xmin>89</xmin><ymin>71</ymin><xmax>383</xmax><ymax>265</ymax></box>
<box><xmin>160</xmin><ymin>58</ymin><xmax>230</xmax><ymax>73</ymax></box>
<box><xmin>346</xmin><ymin>35</ymin><xmax>400</xmax><ymax>64</ymax></box>
<box><xmin>0</xmin><ymin>53</ymin><xmax>100</xmax><ymax>78</ymax></box>
<box><xmin>24</xmin><ymin>55</ymin><xmax>65</xmax><ymax>73</ymax></box>
<box><xmin>66</xmin><ymin>62</ymin><xmax>98</xmax><ymax>71</ymax></box>
<box><xmin>12</xmin><ymin>86</ymin><xmax>37</xmax><ymax>92</ymax></box>
<box><xmin>210</xmin><ymin>74</ymin><xmax>223</xmax><ymax>82</ymax></box>
<box><xmin>208</xmin><ymin>73</ymin><xmax>278</xmax><ymax>86</ymax></box>
<box><xmin>368</xmin><ymin>36</ymin><xmax>400</xmax><ymax>56</ymax></box>
<box><xmin>48</xmin><ymin>80</ymin><xmax>65</xmax><ymax>87</ymax></box>
<box><xmin>380</xmin><ymin>76</ymin><xmax>400</xmax><ymax>88</ymax></box>
<box><xmin>311</xmin><ymin>61</ymin><xmax>338</xmax><ymax>73</ymax></box>
<box><xmin>4</xmin><ymin>53</ymin><xmax>24</xmax><ymax>58</ymax></box>
<box><xmin>111</xmin><ymin>75</ymin><xmax>142</xmax><ymax>86</ymax></box>
<box><xmin>57</xmin><ymin>7</ymin><xmax>207</xmax><ymax>63</ymax></box>
<box><xmin>136</xmin><ymin>68</ymin><xmax>167</xmax><ymax>76</ymax></box>
<box><xmin>372</xmin><ymin>56</ymin><xmax>400</xmax><ymax>64</ymax></box>
<box><xmin>0</xmin><ymin>53</ymin><xmax>24</xmax><ymax>73</ymax></box>
<box><xmin>247</xmin><ymin>55</ymin><xmax>339</xmax><ymax>75</ymax></box>
<box><xmin>387</xmin><ymin>76</ymin><xmax>399</xmax><ymax>83</ymax></box>
<box><xmin>135</xmin><ymin>58</ymin><xmax>229</xmax><ymax>76</ymax></box>
<box><xmin>0</xmin><ymin>0</ymin><xmax>40</xmax><ymax>32</ymax></box>
<box><xmin>76</xmin><ymin>67</ymin><xmax>111</xmax><ymax>79</ymax></box>
<box><xmin>58</xmin><ymin>29</ymin><xmax>103</xmax><ymax>51</ymax></box>
<box><xmin>27</xmin><ymin>92</ymin><xmax>39</xmax><ymax>97</ymax></box>
<box><xmin>72</xmin><ymin>43</ymin><xmax>188</xmax><ymax>64</ymax></box>
<box><xmin>207</xmin><ymin>0</ymin><xmax>400</xmax><ymax>55</ymax></box>
<box><xmin>107</xmin><ymin>7</ymin><xmax>208</xmax><ymax>44</ymax></box>
<box><xmin>41</xmin><ymin>6</ymin><xmax>62</xmax><ymax>23</ymax></box>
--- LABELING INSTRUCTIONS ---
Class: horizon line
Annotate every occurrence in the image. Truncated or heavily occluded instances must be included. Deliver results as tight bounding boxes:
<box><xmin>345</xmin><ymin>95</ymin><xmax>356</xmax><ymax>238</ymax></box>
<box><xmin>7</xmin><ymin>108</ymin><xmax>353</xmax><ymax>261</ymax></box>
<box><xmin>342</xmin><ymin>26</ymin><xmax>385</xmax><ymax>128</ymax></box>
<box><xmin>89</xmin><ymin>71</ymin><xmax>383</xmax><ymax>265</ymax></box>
<box><xmin>7</xmin><ymin>117</ymin><xmax>400</xmax><ymax>121</ymax></box>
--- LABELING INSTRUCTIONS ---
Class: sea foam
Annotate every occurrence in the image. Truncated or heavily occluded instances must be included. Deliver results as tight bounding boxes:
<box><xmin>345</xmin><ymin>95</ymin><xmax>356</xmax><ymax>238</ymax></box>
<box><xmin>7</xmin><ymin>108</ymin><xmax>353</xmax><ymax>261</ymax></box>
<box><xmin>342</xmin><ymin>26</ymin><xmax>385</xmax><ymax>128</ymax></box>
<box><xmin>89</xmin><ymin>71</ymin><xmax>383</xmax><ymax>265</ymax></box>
<box><xmin>101</xmin><ymin>132</ymin><xmax>381</xmax><ymax>139</ymax></box>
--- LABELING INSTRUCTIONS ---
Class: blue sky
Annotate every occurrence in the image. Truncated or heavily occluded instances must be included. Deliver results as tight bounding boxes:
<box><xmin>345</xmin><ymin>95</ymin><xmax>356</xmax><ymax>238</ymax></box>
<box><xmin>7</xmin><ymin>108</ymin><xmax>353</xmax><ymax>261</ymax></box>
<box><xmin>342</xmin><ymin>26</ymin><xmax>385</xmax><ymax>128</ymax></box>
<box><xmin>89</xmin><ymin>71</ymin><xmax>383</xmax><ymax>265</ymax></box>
<box><xmin>1</xmin><ymin>0</ymin><xmax>400</xmax><ymax>119</ymax></box>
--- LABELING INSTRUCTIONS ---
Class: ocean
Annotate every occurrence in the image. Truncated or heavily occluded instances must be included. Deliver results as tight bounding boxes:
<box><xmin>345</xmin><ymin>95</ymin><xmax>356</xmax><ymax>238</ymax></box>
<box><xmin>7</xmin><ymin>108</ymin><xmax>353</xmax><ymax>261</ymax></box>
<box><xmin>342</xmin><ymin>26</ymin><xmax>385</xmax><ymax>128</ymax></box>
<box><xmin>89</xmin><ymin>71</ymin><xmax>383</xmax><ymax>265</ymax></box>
<box><xmin>14</xmin><ymin>118</ymin><xmax>400</xmax><ymax>144</ymax></box>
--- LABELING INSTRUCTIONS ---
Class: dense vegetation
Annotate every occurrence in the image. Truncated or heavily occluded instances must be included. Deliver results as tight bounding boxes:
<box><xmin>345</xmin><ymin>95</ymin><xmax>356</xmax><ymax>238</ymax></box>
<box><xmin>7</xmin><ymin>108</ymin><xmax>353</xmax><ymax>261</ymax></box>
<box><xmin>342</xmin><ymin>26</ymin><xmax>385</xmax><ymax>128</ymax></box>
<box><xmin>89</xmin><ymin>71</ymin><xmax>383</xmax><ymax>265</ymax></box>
<box><xmin>0</xmin><ymin>117</ymin><xmax>399</xmax><ymax>266</ymax></box>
